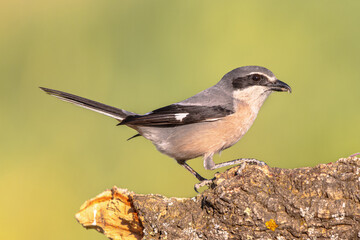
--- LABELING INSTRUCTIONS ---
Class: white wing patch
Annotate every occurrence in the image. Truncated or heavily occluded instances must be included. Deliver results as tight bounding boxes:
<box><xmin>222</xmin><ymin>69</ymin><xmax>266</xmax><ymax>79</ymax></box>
<box><xmin>174</xmin><ymin>113</ymin><xmax>189</xmax><ymax>121</ymax></box>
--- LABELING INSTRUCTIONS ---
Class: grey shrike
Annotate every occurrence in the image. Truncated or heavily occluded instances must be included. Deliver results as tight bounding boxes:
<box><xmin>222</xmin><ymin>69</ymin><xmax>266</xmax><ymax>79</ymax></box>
<box><xmin>40</xmin><ymin>66</ymin><xmax>291</xmax><ymax>187</ymax></box>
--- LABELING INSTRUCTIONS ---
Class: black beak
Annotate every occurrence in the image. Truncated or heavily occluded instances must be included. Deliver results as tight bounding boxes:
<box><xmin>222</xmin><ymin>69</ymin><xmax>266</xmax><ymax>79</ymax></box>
<box><xmin>270</xmin><ymin>80</ymin><xmax>292</xmax><ymax>93</ymax></box>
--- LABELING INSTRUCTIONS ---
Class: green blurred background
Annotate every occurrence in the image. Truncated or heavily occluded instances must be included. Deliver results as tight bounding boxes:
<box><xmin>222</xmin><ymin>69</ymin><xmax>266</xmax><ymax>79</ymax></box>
<box><xmin>1</xmin><ymin>0</ymin><xmax>359</xmax><ymax>239</ymax></box>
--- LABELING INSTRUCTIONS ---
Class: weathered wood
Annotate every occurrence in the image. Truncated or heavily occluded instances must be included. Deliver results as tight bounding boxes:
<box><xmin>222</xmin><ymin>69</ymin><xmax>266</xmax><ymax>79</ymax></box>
<box><xmin>76</xmin><ymin>156</ymin><xmax>360</xmax><ymax>239</ymax></box>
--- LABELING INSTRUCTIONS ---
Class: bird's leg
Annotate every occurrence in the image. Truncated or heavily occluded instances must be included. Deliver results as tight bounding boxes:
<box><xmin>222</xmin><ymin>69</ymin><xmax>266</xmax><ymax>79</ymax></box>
<box><xmin>204</xmin><ymin>155</ymin><xmax>267</xmax><ymax>176</ymax></box>
<box><xmin>180</xmin><ymin>162</ymin><xmax>207</xmax><ymax>181</ymax></box>
<box><xmin>182</xmin><ymin>157</ymin><xmax>268</xmax><ymax>193</ymax></box>
<box><xmin>179</xmin><ymin>162</ymin><xmax>215</xmax><ymax>193</ymax></box>
<box><xmin>207</xmin><ymin>158</ymin><xmax>267</xmax><ymax>170</ymax></box>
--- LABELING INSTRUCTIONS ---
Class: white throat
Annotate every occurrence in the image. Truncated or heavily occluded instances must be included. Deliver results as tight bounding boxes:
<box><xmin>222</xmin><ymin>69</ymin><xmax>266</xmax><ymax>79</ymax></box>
<box><xmin>233</xmin><ymin>86</ymin><xmax>271</xmax><ymax>114</ymax></box>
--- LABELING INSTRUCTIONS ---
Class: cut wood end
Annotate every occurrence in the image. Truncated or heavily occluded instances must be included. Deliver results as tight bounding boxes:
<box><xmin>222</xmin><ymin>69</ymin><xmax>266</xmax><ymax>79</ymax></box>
<box><xmin>75</xmin><ymin>186</ymin><xmax>143</xmax><ymax>240</ymax></box>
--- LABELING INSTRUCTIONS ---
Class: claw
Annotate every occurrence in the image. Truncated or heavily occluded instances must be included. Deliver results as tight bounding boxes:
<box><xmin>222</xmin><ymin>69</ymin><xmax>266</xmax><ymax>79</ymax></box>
<box><xmin>236</xmin><ymin>159</ymin><xmax>267</xmax><ymax>176</ymax></box>
<box><xmin>243</xmin><ymin>159</ymin><xmax>267</xmax><ymax>166</ymax></box>
<box><xmin>194</xmin><ymin>178</ymin><xmax>215</xmax><ymax>193</ymax></box>
<box><xmin>193</xmin><ymin>159</ymin><xmax>267</xmax><ymax>192</ymax></box>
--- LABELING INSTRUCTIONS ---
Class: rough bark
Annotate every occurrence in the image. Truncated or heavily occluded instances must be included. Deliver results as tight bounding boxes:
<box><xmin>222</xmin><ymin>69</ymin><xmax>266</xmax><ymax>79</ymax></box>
<box><xmin>75</xmin><ymin>156</ymin><xmax>360</xmax><ymax>239</ymax></box>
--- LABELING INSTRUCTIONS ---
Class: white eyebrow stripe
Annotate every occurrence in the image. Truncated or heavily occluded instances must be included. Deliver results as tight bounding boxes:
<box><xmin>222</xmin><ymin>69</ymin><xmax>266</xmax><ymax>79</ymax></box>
<box><xmin>247</xmin><ymin>72</ymin><xmax>277</xmax><ymax>82</ymax></box>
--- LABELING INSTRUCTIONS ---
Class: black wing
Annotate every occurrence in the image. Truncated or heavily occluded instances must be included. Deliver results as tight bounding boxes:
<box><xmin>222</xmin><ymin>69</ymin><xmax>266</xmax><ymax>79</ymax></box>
<box><xmin>119</xmin><ymin>104</ymin><xmax>234</xmax><ymax>127</ymax></box>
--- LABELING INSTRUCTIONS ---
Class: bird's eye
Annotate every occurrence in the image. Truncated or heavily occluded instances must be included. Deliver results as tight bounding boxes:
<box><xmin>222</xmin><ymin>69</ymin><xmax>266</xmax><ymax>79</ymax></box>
<box><xmin>252</xmin><ymin>74</ymin><xmax>261</xmax><ymax>81</ymax></box>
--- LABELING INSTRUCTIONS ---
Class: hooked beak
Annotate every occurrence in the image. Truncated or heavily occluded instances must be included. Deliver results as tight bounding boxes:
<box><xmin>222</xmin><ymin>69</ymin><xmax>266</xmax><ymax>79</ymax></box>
<box><xmin>269</xmin><ymin>80</ymin><xmax>292</xmax><ymax>93</ymax></box>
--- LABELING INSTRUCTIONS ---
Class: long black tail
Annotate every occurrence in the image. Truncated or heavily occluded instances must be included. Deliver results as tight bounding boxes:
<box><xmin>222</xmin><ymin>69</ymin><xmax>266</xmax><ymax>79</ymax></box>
<box><xmin>40</xmin><ymin>87</ymin><xmax>135</xmax><ymax>121</ymax></box>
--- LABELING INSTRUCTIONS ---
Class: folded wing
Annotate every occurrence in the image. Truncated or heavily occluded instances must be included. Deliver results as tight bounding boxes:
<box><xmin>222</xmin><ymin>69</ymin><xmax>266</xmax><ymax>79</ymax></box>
<box><xmin>119</xmin><ymin>104</ymin><xmax>234</xmax><ymax>127</ymax></box>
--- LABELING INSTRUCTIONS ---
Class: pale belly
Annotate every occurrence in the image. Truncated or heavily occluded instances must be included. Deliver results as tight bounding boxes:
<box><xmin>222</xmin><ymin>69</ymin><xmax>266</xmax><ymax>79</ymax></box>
<box><xmin>139</xmin><ymin>103</ymin><xmax>258</xmax><ymax>162</ymax></box>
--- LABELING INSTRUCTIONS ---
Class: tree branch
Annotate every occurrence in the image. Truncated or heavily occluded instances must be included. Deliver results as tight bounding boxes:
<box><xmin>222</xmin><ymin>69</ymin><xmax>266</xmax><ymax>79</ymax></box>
<box><xmin>75</xmin><ymin>156</ymin><xmax>360</xmax><ymax>239</ymax></box>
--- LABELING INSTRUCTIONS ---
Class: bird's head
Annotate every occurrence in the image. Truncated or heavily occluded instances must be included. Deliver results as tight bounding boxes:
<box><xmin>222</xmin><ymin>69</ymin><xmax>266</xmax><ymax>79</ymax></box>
<box><xmin>216</xmin><ymin>66</ymin><xmax>291</xmax><ymax>110</ymax></box>
<box><xmin>227</xmin><ymin>65</ymin><xmax>291</xmax><ymax>91</ymax></box>
<box><xmin>219</xmin><ymin>65</ymin><xmax>291</xmax><ymax>99</ymax></box>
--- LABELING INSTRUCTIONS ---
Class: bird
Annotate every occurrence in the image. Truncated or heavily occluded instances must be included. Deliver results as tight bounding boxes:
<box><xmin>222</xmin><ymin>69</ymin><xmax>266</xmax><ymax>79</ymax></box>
<box><xmin>40</xmin><ymin>66</ymin><xmax>291</xmax><ymax>188</ymax></box>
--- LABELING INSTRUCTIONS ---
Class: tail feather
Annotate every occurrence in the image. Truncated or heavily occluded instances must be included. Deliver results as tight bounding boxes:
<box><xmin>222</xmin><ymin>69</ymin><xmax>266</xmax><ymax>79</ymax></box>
<box><xmin>40</xmin><ymin>87</ymin><xmax>135</xmax><ymax>121</ymax></box>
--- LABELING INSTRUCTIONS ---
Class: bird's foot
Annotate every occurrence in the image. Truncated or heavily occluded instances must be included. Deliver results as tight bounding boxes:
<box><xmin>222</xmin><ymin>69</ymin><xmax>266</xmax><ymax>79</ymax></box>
<box><xmin>241</xmin><ymin>158</ymin><xmax>267</xmax><ymax>166</ymax></box>
<box><xmin>194</xmin><ymin>177</ymin><xmax>216</xmax><ymax>193</ymax></box>
<box><xmin>236</xmin><ymin>159</ymin><xmax>267</xmax><ymax>176</ymax></box>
